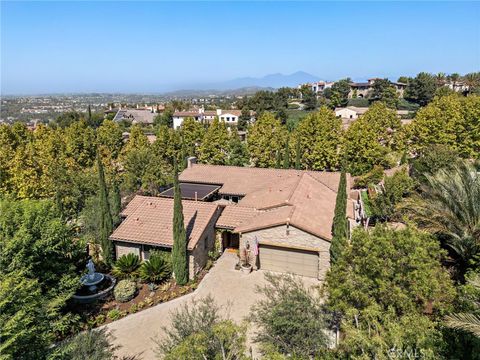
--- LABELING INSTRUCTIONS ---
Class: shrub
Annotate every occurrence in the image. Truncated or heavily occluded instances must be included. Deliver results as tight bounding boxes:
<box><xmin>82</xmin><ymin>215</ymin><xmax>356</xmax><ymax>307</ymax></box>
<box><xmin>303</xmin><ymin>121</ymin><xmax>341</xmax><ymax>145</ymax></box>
<box><xmin>157</xmin><ymin>296</ymin><xmax>246</xmax><ymax>359</ymax></box>
<box><xmin>106</xmin><ymin>309</ymin><xmax>126</xmax><ymax>321</ymax></box>
<box><xmin>139</xmin><ymin>251</ymin><xmax>171</xmax><ymax>283</ymax></box>
<box><xmin>250</xmin><ymin>273</ymin><xmax>330</xmax><ymax>358</ymax></box>
<box><xmin>113</xmin><ymin>279</ymin><xmax>137</xmax><ymax>303</ymax></box>
<box><xmin>353</xmin><ymin>165</ymin><xmax>384</xmax><ymax>188</ymax></box>
<box><xmin>48</xmin><ymin>328</ymin><xmax>118</xmax><ymax>360</ymax></box>
<box><xmin>112</xmin><ymin>253</ymin><xmax>141</xmax><ymax>280</ymax></box>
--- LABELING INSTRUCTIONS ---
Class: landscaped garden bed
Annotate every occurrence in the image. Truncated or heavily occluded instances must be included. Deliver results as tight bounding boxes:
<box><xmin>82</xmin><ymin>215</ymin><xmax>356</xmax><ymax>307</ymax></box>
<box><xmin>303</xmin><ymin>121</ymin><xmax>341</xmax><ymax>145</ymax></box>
<box><xmin>72</xmin><ymin>251</ymin><xmax>212</xmax><ymax>330</ymax></box>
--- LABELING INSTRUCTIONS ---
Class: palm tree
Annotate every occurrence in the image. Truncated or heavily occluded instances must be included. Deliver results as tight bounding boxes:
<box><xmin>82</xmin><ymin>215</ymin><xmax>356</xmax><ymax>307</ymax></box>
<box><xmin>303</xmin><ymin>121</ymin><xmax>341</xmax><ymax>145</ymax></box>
<box><xmin>448</xmin><ymin>73</ymin><xmax>461</xmax><ymax>90</ymax></box>
<box><xmin>462</xmin><ymin>72</ymin><xmax>480</xmax><ymax>94</ymax></box>
<box><xmin>445</xmin><ymin>274</ymin><xmax>480</xmax><ymax>338</ymax></box>
<box><xmin>435</xmin><ymin>72</ymin><xmax>447</xmax><ymax>87</ymax></box>
<box><xmin>404</xmin><ymin>161</ymin><xmax>480</xmax><ymax>273</ymax></box>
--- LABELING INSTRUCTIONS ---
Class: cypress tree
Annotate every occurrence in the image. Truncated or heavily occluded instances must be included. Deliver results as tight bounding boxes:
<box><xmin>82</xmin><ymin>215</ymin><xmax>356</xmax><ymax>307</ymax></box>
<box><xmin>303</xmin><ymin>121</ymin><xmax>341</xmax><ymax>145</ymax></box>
<box><xmin>172</xmin><ymin>160</ymin><xmax>188</xmax><ymax>285</ymax></box>
<box><xmin>283</xmin><ymin>138</ymin><xmax>290</xmax><ymax>169</ymax></box>
<box><xmin>97</xmin><ymin>154</ymin><xmax>114</xmax><ymax>266</ymax></box>
<box><xmin>87</xmin><ymin>104</ymin><xmax>92</xmax><ymax>122</ymax></box>
<box><xmin>275</xmin><ymin>148</ymin><xmax>282</xmax><ymax>169</ymax></box>
<box><xmin>295</xmin><ymin>138</ymin><xmax>301</xmax><ymax>170</ymax></box>
<box><xmin>111</xmin><ymin>175</ymin><xmax>122</xmax><ymax>227</ymax></box>
<box><xmin>330</xmin><ymin>169</ymin><xmax>348</xmax><ymax>264</ymax></box>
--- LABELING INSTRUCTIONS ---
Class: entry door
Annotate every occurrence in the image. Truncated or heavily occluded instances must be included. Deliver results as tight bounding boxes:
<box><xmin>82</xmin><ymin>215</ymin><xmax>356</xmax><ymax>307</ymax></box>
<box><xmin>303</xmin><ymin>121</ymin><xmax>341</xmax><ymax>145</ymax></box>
<box><xmin>259</xmin><ymin>245</ymin><xmax>319</xmax><ymax>278</ymax></box>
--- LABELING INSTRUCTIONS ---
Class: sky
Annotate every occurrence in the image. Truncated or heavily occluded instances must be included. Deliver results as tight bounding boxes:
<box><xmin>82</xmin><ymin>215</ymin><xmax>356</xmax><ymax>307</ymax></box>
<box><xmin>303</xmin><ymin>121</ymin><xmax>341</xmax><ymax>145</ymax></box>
<box><xmin>1</xmin><ymin>1</ymin><xmax>479</xmax><ymax>95</ymax></box>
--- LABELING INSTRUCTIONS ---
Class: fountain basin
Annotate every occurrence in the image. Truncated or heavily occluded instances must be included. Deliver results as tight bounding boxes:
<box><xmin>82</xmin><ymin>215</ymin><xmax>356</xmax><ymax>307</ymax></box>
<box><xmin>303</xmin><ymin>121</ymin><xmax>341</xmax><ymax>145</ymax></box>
<box><xmin>72</xmin><ymin>274</ymin><xmax>116</xmax><ymax>304</ymax></box>
<box><xmin>81</xmin><ymin>272</ymin><xmax>105</xmax><ymax>292</ymax></box>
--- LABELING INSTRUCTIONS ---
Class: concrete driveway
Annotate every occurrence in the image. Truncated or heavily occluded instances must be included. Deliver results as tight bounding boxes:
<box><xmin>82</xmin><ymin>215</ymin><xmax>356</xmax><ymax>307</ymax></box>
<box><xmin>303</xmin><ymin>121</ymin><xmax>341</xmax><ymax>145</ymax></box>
<box><xmin>105</xmin><ymin>251</ymin><xmax>320</xmax><ymax>359</ymax></box>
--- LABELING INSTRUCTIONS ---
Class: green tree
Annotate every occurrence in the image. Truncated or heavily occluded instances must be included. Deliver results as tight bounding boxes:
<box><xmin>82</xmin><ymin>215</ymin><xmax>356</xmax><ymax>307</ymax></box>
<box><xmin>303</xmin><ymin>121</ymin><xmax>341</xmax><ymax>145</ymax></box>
<box><xmin>370</xmin><ymin>78</ymin><xmax>398</xmax><ymax>108</ymax></box>
<box><xmin>0</xmin><ymin>199</ymin><xmax>85</xmax><ymax>359</ymax></box>
<box><xmin>295</xmin><ymin>137</ymin><xmax>301</xmax><ymax>170</ymax></box>
<box><xmin>343</xmin><ymin>102</ymin><xmax>402</xmax><ymax>175</ymax></box>
<box><xmin>172</xmin><ymin>161</ymin><xmax>188</xmax><ymax>285</ymax></box>
<box><xmin>294</xmin><ymin>107</ymin><xmax>342</xmax><ymax>170</ymax></box>
<box><xmin>403</xmin><ymin>161</ymin><xmax>480</xmax><ymax>276</ymax></box>
<box><xmin>405</xmin><ymin>72</ymin><xmax>438</xmax><ymax>106</ymax></box>
<box><xmin>238</xmin><ymin>106</ymin><xmax>251</xmax><ymax>131</ymax></box>
<box><xmin>250</xmin><ymin>273</ymin><xmax>330</xmax><ymax>358</ymax></box>
<box><xmin>325</xmin><ymin>226</ymin><xmax>455</xmax><ymax>359</ymax></box>
<box><xmin>283</xmin><ymin>137</ymin><xmax>290</xmax><ymax>169</ymax></box>
<box><xmin>330</xmin><ymin>170</ymin><xmax>348</xmax><ymax>264</ymax></box>
<box><xmin>198</xmin><ymin>117</ymin><xmax>229</xmax><ymax>165</ymax></box>
<box><xmin>96</xmin><ymin>119</ymin><xmax>124</xmax><ymax>164</ymax></box>
<box><xmin>300</xmin><ymin>85</ymin><xmax>317</xmax><ymax>111</ymax></box>
<box><xmin>410</xmin><ymin>144</ymin><xmax>459</xmax><ymax>185</ymax></box>
<box><xmin>247</xmin><ymin>112</ymin><xmax>287</xmax><ymax>168</ymax></box>
<box><xmin>227</xmin><ymin>131</ymin><xmax>249</xmax><ymax>167</ymax></box>
<box><xmin>157</xmin><ymin>296</ymin><xmax>247</xmax><ymax>360</ymax></box>
<box><xmin>97</xmin><ymin>153</ymin><xmax>114</xmax><ymax>266</ymax></box>
<box><xmin>179</xmin><ymin>117</ymin><xmax>205</xmax><ymax>157</ymax></box>
<box><xmin>328</xmin><ymin>78</ymin><xmax>351</xmax><ymax>107</ymax></box>
<box><xmin>408</xmin><ymin>94</ymin><xmax>480</xmax><ymax>158</ymax></box>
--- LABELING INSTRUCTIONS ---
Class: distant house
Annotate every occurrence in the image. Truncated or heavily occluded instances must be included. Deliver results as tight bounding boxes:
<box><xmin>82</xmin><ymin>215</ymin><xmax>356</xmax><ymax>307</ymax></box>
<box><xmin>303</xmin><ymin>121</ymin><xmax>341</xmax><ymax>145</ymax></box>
<box><xmin>335</xmin><ymin>106</ymin><xmax>369</xmax><ymax>120</ymax></box>
<box><xmin>113</xmin><ymin>108</ymin><xmax>156</xmax><ymax>125</ymax></box>
<box><xmin>348</xmin><ymin>78</ymin><xmax>407</xmax><ymax>98</ymax></box>
<box><xmin>173</xmin><ymin>108</ymin><xmax>254</xmax><ymax>129</ymax></box>
<box><xmin>298</xmin><ymin>81</ymin><xmax>335</xmax><ymax>95</ymax></box>
<box><xmin>110</xmin><ymin>160</ymin><xmax>361</xmax><ymax>280</ymax></box>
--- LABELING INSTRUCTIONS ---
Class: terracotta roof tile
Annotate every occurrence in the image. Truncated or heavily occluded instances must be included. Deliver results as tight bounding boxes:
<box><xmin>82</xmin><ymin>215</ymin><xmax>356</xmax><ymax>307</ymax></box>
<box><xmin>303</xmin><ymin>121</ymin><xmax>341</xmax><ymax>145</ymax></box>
<box><xmin>216</xmin><ymin>205</ymin><xmax>259</xmax><ymax>229</ymax></box>
<box><xmin>111</xmin><ymin>196</ymin><xmax>218</xmax><ymax>250</ymax></box>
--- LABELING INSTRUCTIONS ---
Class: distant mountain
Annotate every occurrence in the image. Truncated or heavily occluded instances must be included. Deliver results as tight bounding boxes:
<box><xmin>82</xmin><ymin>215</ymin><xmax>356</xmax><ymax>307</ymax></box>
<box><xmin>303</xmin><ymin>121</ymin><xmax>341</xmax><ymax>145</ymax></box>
<box><xmin>212</xmin><ymin>71</ymin><xmax>320</xmax><ymax>90</ymax></box>
<box><xmin>162</xmin><ymin>86</ymin><xmax>276</xmax><ymax>98</ymax></box>
<box><xmin>162</xmin><ymin>71</ymin><xmax>320</xmax><ymax>97</ymax></box>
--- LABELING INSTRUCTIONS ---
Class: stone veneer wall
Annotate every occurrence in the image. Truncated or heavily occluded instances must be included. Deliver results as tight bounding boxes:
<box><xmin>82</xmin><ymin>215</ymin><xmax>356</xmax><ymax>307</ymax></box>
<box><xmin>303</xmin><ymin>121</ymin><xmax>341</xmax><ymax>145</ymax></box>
<box><xmin>115</xmin><ymin>241</ymin><xmax>142</xmax><ymax>259</ymax></box>
<box><xmin>240</xmin><ymin>225</ymin><xmax>331</xmax><ymax>280</ymax></box>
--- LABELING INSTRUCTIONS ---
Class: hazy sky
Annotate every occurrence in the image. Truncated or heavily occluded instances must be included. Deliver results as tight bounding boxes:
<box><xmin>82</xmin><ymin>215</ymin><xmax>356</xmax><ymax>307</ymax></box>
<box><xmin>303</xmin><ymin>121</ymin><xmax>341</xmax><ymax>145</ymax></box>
<box><xmin>1</xmin><ymin>1</ymin><xmax>479</xmax><ymax>94</ymax></box>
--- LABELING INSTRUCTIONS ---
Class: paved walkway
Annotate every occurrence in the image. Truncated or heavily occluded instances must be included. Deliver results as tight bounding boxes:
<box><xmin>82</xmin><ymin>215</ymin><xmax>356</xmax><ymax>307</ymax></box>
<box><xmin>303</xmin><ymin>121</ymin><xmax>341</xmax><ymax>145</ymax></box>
<box><xmin>105</xmin><ymin>252</ymin><xmax>320</xmax><ymax>359</ymax></box>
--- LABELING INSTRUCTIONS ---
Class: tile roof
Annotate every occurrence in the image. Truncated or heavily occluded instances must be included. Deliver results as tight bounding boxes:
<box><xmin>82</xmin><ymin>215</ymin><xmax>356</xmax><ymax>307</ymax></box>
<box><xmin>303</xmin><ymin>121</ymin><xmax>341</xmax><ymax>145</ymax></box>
<box><xmin>111</xmin><ymin>196</ymin><xmax>218</xmax><ymax>250</ymax></box>
<box><xmin>216</xmin><ymin>205</ymin><xmax>259</xmax><ymax>229</ymax></box>
<box><xmin>113</xmin><ymin>109</ymin><xmax>155</xmax><ymax>124</ymax></box>
<box><xmin>235</xmin><ymin>173</ymin><xmax>353</xmax><ymax>241</ymax></box>
<box><xmin>180</xmin><ymin>164</ymin><xmax>350</xmax><ymax>196</ymax></box>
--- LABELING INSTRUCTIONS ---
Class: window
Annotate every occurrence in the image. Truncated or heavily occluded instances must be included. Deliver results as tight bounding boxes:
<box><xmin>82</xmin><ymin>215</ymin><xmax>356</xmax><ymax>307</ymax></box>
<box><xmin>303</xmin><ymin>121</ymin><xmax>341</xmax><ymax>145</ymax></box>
<box><xmin>232</xmin><ymin>196</ymin><xmax>239</xmax><ymax>203</ymax></box>
<box><xmin>226</xmin><ymin>117</ymin><xmax>230</xmax><ymax>121</ymax></box>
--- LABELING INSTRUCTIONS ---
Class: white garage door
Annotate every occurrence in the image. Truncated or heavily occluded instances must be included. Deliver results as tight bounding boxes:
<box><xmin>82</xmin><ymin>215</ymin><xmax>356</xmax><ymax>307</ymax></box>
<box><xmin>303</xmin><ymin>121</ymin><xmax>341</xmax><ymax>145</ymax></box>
<box><xmin>259</xmin><ymin>245</ymin><xmax>319</xmax><ymax>278</ymax></box>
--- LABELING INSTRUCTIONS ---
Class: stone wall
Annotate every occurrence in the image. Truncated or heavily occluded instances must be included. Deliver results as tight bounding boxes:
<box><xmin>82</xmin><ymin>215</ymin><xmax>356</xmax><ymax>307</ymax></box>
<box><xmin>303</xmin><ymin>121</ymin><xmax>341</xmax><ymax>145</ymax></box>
<box><xmin>240</xmin><ymin>225</ymin><xmax>331</xmax><ymax>280</ymax></box>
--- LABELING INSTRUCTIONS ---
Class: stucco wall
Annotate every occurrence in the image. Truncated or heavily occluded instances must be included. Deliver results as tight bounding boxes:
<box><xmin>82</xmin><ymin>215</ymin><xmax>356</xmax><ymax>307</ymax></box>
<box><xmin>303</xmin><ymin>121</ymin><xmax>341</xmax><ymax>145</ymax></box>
<box><xmin>240</xmin><ymin>225</ymin><xmax>331</xmax><ymax>280</ymax></box>
<box><xmin>115</xmin><ymin>241</ymin><xmax>141</xmax><ymax>259</ymax></box>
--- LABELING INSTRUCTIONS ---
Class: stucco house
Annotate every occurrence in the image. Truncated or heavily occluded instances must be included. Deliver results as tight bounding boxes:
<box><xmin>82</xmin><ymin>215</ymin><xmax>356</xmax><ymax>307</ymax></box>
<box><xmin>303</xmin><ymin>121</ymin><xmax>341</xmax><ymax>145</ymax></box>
<box><xmin>173</xmin><ymin>108</ymin><xmax>254</xmax><ymax>129</ymax></box>
<box><xmin>110</xmin><ymin>161</ymin><xmax>359</xmax><ymax>280</ymax></box>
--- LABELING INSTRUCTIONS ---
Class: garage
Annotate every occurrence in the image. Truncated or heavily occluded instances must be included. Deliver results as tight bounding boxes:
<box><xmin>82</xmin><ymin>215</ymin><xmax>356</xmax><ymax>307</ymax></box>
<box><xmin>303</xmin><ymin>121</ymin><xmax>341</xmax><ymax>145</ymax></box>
<box><xmin>258</xmin><ymin>244</ymin><xmax>319</xmax><ymax>278</ymax></box>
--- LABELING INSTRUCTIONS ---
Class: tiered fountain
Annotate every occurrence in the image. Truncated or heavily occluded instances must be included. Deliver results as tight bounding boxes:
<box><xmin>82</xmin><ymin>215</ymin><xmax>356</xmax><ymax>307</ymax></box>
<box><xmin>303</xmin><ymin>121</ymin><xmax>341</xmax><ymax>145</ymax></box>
<box><xmin>72</xmin><ymin>259</ymin><xmax>116</xmax><ymax>304</ymax></box>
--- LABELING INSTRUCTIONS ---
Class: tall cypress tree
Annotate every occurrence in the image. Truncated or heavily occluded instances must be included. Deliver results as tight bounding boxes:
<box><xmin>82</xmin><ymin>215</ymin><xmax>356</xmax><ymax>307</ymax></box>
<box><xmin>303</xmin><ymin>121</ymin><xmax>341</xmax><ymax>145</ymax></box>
<box><xmin>330</xmin><ymin>169</ymin><xmax>348</xmax><ymax>264</ymax></box>
<box><xmin>97</xmin><ymin>154</ymin><xmax>114</xmax><ymax>266</ymax></box>
<box><xmin>295</xmin><ymin>138</ymin><xmax>301</xmax><ymax>170</ymax></box>
<box><xmin>87</xmin><ymin>104</ymin><xmax>92</xmax><ymax>122</ymax></box>
<box><xmin>111</xmin><ymin>174</ymin><xmax>122</xmax><ymax>227</ymax></box>
<box><xmin>275</xmin><ymin>148</ymin><xmax>282</xmax><ymax>169</ymax></box>
<box><xmin>172</xmin><ymin>160</ymin><xmax>188</xmax><ymax>285</ymax></box>
<box><xmin>283</xmin><ymin>138</ymin><xmax>290</xmax><ymax>169</ymax></box>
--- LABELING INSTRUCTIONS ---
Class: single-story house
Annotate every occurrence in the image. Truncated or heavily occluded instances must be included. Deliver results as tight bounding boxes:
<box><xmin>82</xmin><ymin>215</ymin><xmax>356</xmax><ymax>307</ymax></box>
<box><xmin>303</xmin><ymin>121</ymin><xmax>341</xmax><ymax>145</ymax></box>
<box><xmin>110</xmin><ymin>196</ymin><xmax>222</xmax><ymax>279</ymax></box>
<box><xmin>110</xmin><ymin>160</ymin><xmax>358</xmax><ymax>280</ymax></box>
<box><xmin>113</xmin><ymin>109</ymin><xmax>156</xmax><ymax>125</ymax></box>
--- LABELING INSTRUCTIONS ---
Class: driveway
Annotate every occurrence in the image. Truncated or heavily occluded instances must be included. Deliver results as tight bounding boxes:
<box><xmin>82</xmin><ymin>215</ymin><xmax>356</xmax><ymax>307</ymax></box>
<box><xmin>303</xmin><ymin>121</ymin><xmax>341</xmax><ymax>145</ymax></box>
<box><xmin>105</xmin><ymin>251</ymin><xmax>320</xmax><ymax>359</ymax></box>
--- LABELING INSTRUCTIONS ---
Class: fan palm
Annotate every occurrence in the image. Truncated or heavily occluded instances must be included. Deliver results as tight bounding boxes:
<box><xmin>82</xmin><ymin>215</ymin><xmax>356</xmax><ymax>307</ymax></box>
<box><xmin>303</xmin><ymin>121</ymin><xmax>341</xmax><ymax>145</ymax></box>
<box><xmin>404</xmin><ymin>161</ymin><xmax>480</xmax><ymax>272</ymax></box>
<box><xmin>445</xmin><ymin>274</ymin><xmax>480</xmax><ymax>338</ymax></box>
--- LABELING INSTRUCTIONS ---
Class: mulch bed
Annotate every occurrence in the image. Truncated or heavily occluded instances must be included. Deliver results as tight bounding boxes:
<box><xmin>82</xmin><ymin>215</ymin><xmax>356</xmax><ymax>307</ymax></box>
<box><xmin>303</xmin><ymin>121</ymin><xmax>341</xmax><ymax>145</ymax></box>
<box><xmin>74</xmin><ymin>269</ymin><xmax>209</xmax><ymax>328</ymax></box>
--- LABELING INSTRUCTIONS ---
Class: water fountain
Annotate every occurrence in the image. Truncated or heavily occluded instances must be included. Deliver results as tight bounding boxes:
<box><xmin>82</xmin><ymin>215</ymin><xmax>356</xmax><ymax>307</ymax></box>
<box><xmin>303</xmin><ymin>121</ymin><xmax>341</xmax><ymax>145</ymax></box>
<box><xmin>72</xmin><ymin>259</ymin><xmax>116</xmax><ymax>304</ymax></box>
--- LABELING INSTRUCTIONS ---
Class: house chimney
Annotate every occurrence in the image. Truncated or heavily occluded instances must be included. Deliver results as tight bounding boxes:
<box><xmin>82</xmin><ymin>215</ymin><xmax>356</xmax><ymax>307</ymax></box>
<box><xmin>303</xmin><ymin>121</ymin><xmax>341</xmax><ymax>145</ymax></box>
<box><xmin>216</xmin><ymin>109</ymin><xmax>222</xmax><ymax>116</ymax></box>
<box><xmin>187</xmin><ymin>156</ymin><xmax>197</xmax><ymax>168</ymax></box>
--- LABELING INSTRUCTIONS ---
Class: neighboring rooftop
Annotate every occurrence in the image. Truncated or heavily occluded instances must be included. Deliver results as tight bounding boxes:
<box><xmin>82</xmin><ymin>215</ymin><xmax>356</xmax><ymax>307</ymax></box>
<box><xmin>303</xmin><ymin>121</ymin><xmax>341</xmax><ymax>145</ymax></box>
<box><xmin>111</xmin><ymin>196</ymin><xmax>219</xmax><ymax>250</ymax></box>
<box><xmin>114</xmin><ymin>109</ymin><xmax>156</xmax><ymax>124</ymax></box>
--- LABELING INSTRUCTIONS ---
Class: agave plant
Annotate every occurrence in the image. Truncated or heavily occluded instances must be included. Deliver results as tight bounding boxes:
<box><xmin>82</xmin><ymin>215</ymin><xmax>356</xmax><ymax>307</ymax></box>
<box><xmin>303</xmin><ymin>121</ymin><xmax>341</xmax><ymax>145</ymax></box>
<box><xmin>445</xmin><ymin>274</ymin><xmax>480</xmax><ymax>338</ymax></box>
<box><xmin>112</xmin><ymin>253</ymin><xmax>141</xmax><ymax>279</ymax></box>
<box><xmin>140</xmin><ymin>251</ymin><xmax>172</xmax><ymax>283</ymax></box>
